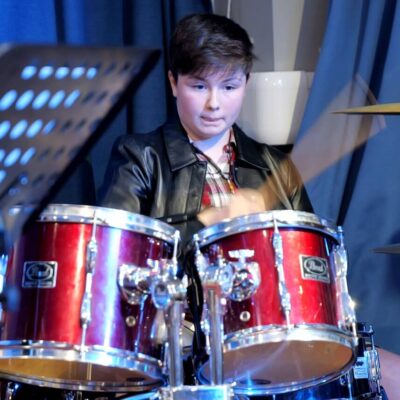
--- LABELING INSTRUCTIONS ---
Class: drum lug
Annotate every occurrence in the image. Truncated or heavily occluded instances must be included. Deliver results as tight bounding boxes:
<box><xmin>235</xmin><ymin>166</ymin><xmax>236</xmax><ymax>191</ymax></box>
<box><xmin>272</xmin><ymin>219</ymin><xmax>292</xmax><ymax>324</ymax></box>
<box><xmin>80</xmin><ymin>291</ymin><xmax>92</xmax><ymax>327</ymax></box>
<box><xmin>333</xmin><ymin>227</ymin><xmax>357</xmax><ymax>330</ymax></box>
<box><xmin>228</xmin><ymin>249</ymin><xmax>260</xmax><ymax>302</ymax></box>
<box><xmin>80</xmin><ymin>217</ymin><xmax>99</xmax><ymax>348</ymax></box>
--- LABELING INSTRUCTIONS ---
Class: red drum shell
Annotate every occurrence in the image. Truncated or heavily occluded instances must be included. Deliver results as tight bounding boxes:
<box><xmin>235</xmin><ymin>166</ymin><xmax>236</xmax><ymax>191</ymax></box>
<box><xmin>0</xmin><ymin>205</ymin><xmax>176</xmax><ymax>392</ymax></box>
<box><xmin>196</xmin><ymin>211</ymin><xmax>356</xmax><ymax>395</ymax></box>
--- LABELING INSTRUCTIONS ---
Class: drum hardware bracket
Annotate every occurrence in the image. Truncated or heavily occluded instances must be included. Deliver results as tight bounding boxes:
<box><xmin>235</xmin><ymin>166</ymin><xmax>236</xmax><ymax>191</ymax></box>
<box><xmin>64</xmin><ymin>391</ymin><xmax>83</xmax><ymax>400</ymax></box>
<box><xmin>5</xmin><ymin>381</ymin><xmax>19</xmax><ymax>400</ymax></box>
<box><xmin>199</xmin><ymin>256</ymin><xmax>231</xmax><ymax>348</ymax></box>
<box><xmin>272</xmin><ymin>219</ymin><xmax>292</xmax><ymax>325</ymax></box>
<box><xmin>365</xmin><ymin>348</ymin><xmax>382</xmax><ymax>384</ymax></box>
<box><xmin>228</xmin><ymin>249</ymin><xmax>260</xmax><ymax>302</ymax></box>
<box><xmin>149</xmin><ymin>231</ymin><xmax>188</xmax><ymax>388</ymax></box>
<box><xmin>194</xmin><ymin>235</ymin><xmax>231</xmax><ymax>386</ymax></box>
<box><xmin>118</xmin><ymin>231</ymin><xmax>182</xmax><ymax>307</ymax></box>
<box><xmin>361</xmin><ymin>324</ymin><xmax>383</xmax><ymax>393</ymax></box>
<box><xmin>117</xmin><ymin>262</ymin><xmax>154</xmax><ymax>305</ymax></box>
<box><xmin>193</xmin><ymin>233</ymin><xmax>208</xmax><ymax>278</ymax></box>
<box><xmin>194</xmin><ymin>237</ymin><xmax>260</xmax><ymax>303</ymax></box>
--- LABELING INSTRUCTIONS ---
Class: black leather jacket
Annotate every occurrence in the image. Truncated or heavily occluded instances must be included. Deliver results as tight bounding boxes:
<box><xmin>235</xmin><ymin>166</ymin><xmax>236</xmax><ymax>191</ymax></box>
<box><xmin>99</xmin><ymin>120</ymin><xmax>313</xmax><ymax>371</ymax></box>
<box><xmin>99</xmin><ymin>120</ymin><xmax>313</xmax><ymax>244</ymax></box>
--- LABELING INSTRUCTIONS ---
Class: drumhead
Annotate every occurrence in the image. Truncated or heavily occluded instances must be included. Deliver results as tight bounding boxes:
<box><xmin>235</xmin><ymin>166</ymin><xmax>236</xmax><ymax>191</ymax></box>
<box><xmin>17</xmin><ymin>204</ymin><xmax>178</xmax><ymax>245</ymax></box>
<box><xmin>195</xmin><ymin>210</ymin><xmax>338</xmax><ymax>247</ymax></box>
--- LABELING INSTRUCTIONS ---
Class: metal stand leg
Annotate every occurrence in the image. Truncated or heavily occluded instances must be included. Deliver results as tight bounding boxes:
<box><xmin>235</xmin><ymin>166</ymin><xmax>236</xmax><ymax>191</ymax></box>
<box><xmin>142</xmin><ymin>232</ymin><xmax>234</xmax><ymax>400</ymax></box>
<box><xmin>164</xmin><ymin>300</ymin><xmax>184</xmax><ymax>387</ymax></box>
<box><xmin>205</xmin><ymin>286</ymin><xmax>224</xmax><ymax>385</ymax></box>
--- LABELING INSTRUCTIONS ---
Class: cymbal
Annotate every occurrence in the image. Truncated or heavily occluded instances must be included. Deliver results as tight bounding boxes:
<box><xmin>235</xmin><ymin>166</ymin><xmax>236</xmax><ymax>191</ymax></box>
<box><xmin>334</xmin><ymin>103</ymin><xmax>400</xmax><ymax>115</ymax></box>
<box><xmin>373</xmin><ymin>244</ymin><xmax>400</xmax><ymax>254</ymax></box>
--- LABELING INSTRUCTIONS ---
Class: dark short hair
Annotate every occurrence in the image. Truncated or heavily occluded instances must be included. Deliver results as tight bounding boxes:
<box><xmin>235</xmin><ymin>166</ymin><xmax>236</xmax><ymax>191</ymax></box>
<box><xmin>169</xmin><ymin>13</ymin><xmax>254</xmax><ymax>79</ymax></box>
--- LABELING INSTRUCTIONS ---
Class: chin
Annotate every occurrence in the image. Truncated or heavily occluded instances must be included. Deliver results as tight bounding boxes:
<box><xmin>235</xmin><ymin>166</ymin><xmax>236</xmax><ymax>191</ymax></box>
<box><xmin>201</xmin><ymin>126</ymin><xmax>226</xmax><ymax>136</ymax></box>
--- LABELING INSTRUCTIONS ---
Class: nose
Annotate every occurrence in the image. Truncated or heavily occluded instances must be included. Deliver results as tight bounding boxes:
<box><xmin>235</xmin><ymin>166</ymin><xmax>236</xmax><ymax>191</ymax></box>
<box><xmin>206</xmin><ymin>88</ymin><xmax>220</xmax><ymax>111</ymax></box>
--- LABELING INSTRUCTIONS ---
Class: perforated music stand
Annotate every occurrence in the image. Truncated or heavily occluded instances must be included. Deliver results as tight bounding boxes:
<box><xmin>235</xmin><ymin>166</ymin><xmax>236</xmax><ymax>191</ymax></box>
<box><xmin>0</xmin><ymin>43</ymin><xmax>159</xmax><ymax>253</ymax></box>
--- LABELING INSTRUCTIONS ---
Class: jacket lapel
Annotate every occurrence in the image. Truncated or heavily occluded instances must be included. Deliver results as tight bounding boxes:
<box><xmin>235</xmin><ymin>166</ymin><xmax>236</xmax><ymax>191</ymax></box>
<box><xmin>163</xmin><ymin>121</ymin><xmax>198</xmax><ymax>171</ymax></box>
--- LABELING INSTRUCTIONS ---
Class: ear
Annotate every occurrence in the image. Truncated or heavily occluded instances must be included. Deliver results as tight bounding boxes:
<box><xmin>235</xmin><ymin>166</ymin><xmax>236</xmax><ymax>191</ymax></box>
<box><xmin>168</xmin><ymin>71</ymin><xmax>177</xmax><ymax>97</ymax></box>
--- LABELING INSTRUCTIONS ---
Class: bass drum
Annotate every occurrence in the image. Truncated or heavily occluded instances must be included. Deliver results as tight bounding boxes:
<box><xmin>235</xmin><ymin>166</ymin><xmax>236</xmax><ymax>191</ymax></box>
<box><xmin>235</xmin><ymin>322</ymin><xmax>386</xmax><ymax>399</ymax></box>
<box><xmin>0</xmin><ymin>204</ymin><xmax>178</xmax><ymax>393</ymax></box>
<box><xmin>0</xmin><ymin>379</ymin><xmax>154</xmax><ymax>400</ymax></box>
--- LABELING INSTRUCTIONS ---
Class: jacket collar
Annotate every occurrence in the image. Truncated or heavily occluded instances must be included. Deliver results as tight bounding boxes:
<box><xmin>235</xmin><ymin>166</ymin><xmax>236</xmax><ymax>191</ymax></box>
<box><xmin>163</xmin><ymin>120</ymin><xmax>270</xmax><ymax>172</ymax></box>
<box><xmin>233</xmin><ymin>124</ymin><xmax>270</xmax><ymax>170</ymax></box>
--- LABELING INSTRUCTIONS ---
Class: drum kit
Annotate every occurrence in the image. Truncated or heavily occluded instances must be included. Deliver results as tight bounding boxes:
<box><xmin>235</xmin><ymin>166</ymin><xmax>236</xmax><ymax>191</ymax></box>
<box><xmin>0</xmin><ymin>204</ymin><xmax>386</xmax><ymax>399</ymax></box>
<box><xmin>0</xmin><ymin>43</ymin><xmax>394</xmax><ymax>399</ymax></box>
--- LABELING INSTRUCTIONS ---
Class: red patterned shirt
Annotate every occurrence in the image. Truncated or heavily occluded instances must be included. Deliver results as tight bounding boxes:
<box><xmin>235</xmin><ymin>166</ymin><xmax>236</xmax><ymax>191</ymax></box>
<box><xmin>192</xmin><ymin>142</ymin><xmax>237</xmax><ymax>210</ymax></box>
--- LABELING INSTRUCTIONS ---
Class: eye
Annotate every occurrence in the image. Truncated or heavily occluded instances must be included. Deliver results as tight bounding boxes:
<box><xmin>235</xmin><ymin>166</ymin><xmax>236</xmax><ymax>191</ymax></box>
<box><xmin>225</xmin><ymin>84</ymin><xmax>236</xmax><ymax>91</ymax></box>
<box><xmin>192</xmin><ymin>83</ymin><xmax>206</xmax><ymax>90</ymax></box>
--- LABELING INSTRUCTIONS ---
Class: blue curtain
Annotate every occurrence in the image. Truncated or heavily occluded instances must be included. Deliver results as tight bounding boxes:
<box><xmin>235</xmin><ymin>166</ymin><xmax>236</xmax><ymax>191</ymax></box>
<box><xmin>294</xmin><ymin>0</ymin><xmax>400</xmax><ymax>353</ymax></box>
<box><xmin>0</xmin><ymin>0</ymin><xmax>211</xmax><ymax>202</ymax></box>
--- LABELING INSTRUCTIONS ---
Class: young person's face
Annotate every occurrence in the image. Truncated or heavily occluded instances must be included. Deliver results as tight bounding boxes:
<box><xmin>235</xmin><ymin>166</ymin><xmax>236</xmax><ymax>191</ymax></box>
<box><xmin>168</xmin><ymin>69</ymin><xmax>247</xmax><ymax>141</ymax></box>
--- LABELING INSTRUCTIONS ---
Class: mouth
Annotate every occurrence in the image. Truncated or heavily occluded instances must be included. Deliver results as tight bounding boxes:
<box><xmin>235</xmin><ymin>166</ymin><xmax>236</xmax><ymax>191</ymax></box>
<box><xmin>201</xmin><ymin>116</ymin><xmax>223</xmax><ymax>123</ymax></box>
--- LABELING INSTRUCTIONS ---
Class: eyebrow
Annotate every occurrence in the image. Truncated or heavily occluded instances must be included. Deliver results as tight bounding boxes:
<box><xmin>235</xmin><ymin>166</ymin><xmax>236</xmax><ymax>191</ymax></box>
<box><xmin>187</xmin><ymin>75</ymin><xmax>206</xmax><ymax>81</ymax></box>
<box><xmin>222</xmin><ymin>76</ymin><xmax>243</xmax><ymax>82</ymax></box>
<box><xmin>188</xmin><ymin>74</ymin><xmax>243</xmax><ymax>83</ymax></box>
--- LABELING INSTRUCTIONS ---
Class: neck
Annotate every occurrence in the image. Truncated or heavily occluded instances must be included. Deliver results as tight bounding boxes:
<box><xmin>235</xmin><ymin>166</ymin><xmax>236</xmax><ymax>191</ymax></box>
<box><xmin>191</xmin><ymin>129</ymin><xmax>232</xmax><ymax>163</ymax></box>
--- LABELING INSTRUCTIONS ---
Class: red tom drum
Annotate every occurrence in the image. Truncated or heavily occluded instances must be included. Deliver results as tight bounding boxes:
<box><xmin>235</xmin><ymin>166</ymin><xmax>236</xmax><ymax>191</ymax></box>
<box><xmin>0</xmin><ymin>204</ymin><xmax>177</xmax><ymax>393</ymax></box>
<box><xmin>195</xmin><ymin>211</ymin><xmax>357</xmax><ymax>395</ymax></box>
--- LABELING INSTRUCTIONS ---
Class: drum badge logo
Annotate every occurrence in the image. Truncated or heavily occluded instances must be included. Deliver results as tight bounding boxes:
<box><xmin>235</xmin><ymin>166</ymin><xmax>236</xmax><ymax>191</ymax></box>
<box><xmin>300</xmin><ymin>255</ymin><xmax>330</xmax><ymax>283</ymax></box>
<box><xmin>22</xmin><ymin>261</ymin><xmax>58</xmax><ymax>288</ymax></box>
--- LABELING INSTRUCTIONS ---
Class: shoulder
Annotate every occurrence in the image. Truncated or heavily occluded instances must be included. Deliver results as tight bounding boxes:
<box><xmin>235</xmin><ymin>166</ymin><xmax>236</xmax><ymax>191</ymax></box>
<box><xmin>115</xmin><ymin>120</ymin><xmax>187</xmax><ymax>150</ymax></box>
<box><xmin>115</xmin><ymin>125</ymin><xmax>164</xmax><ymax>149</ymax></box>
<box><xmin>109</xmin><ymin>126</ymin><xmax>171</xmax><ymax>164</ymax></box>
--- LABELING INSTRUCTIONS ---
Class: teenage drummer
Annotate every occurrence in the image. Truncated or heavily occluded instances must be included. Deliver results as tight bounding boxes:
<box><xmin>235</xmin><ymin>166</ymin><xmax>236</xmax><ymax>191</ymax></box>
<box><xmin>98</xmin><ymin>11</ymin><xmax>313</xmax><ymax>390</ymax></box>
<box><xmin>99</xmin><ymin>13</ymin><xmax>312</xmax><ymax>243</ymax></box>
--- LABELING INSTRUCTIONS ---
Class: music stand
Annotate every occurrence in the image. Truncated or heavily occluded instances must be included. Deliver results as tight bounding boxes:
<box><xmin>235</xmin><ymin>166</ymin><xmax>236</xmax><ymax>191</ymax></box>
<box><xmin>0</xmin><ymin>43</ymin><xmax>159</xmax><ymax>253</ymax></box>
